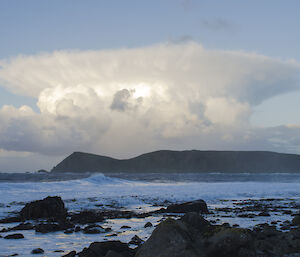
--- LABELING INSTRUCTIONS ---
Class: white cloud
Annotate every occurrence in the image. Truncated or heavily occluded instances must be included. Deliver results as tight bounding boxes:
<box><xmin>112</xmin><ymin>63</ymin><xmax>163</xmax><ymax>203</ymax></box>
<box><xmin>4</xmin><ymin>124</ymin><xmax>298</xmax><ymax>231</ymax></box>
<box><xmin>0</xmin><ymin>42</ymin><xmax>300</xmax><ymax>165</ymax></box>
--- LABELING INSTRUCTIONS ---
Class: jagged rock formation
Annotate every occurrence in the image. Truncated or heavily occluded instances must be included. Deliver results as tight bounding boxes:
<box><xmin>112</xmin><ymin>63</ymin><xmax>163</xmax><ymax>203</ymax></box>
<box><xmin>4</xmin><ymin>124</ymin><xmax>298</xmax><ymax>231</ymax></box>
<box><xmin>51</xmin><ymin>150</ymin><xmax>300</xmax><ymax>173</ymax></box>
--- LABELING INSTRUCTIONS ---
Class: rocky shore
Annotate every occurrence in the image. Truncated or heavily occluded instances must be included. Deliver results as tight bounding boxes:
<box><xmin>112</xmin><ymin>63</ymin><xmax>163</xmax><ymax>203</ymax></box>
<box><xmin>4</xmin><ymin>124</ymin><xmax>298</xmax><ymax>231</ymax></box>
<box><xmin>0</xmin><ymin>196</ymin><xmax>300</xmax><ymax>256</ymax></box>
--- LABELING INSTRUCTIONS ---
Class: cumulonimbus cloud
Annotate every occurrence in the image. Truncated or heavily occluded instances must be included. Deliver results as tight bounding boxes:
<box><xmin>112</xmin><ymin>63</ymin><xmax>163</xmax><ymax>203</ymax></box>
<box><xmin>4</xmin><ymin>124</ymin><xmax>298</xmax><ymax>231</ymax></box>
<box><xmin>0</xmin><ymin>42</ymin><xmax>300</xmax><ymax>158</ymax></box>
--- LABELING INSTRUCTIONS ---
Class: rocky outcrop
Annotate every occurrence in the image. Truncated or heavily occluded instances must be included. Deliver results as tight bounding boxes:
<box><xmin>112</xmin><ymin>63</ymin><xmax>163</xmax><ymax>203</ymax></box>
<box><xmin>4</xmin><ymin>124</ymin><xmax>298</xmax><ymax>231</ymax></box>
<box><xmin>20</xmin><ymin>196</ymin><xmax>66</xmax><ymax>220</ymax></box>
<box><xmin>51</xmin><ymin>150</ymin><xmax>300</xmax><ymax>173</ymax></box>
<box><xmin>136</xmin><ymin>212</ymin><xmax>300</xmax><ymax>257</ymax></box>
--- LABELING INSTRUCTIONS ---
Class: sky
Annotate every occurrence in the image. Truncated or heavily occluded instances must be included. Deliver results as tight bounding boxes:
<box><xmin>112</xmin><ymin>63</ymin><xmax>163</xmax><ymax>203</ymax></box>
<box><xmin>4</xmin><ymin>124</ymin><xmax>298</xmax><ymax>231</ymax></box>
<box><xmin>1</xmin><ymin>0</ymin><xmax>300</xmax><ymax>172</ymax></box>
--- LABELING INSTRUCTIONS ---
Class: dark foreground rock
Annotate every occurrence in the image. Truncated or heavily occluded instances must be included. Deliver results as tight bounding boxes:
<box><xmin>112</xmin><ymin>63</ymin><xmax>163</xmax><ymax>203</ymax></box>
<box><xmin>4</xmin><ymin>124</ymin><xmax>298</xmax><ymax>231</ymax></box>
<box><xmin>77</xmin><ymin>241</ymin><xmax>136</xmax><ymax>257</ymax></box>
<box><xmin>135</xmin><ymin>212</ymin><xmax>300</xmax><ymax>257</ymax></box>
<box><xmin>20</xmin><ymin>196</ymin><xmax>67</xmax><ymax>220</ymax></box>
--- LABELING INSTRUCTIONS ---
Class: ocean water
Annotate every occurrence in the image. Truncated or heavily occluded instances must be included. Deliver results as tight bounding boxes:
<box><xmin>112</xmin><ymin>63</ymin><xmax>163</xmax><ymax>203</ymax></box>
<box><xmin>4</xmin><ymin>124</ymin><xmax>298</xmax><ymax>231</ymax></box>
<box><xmin>0</xmin><ymin>172</ymin><xmax>300</xmax><ymax>256</ymax></box>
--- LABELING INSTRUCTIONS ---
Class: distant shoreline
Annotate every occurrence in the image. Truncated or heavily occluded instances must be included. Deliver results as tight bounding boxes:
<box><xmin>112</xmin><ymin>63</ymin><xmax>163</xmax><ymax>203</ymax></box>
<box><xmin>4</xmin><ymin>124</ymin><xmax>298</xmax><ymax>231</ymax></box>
<box><xmin>51</xmin><ymin>150</ymin><xmax>300</xmax><ymax>173</ymax></box>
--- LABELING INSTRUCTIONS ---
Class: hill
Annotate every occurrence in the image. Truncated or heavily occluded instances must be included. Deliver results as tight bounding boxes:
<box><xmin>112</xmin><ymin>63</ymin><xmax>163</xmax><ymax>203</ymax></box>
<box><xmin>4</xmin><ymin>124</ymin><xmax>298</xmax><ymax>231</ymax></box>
<box><xmin>51</xmin><ymin>150</ymin><xmax>300</xmax><ymax>173</ymax></box>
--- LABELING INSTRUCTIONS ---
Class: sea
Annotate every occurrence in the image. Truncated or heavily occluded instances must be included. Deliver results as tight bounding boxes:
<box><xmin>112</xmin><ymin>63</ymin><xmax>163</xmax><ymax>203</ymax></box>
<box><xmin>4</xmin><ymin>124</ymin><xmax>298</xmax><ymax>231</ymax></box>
<box><xmin>0</xmin><ymin>172</ymin><xmax>300</xmax><ymax>256</ymax></box>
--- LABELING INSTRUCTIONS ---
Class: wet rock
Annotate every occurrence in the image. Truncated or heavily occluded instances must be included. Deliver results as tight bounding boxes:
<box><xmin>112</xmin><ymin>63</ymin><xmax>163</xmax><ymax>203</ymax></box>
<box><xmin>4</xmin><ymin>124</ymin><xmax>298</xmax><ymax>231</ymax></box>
<box><xmin>292</xmin><ymin>215</ymin><xmax>300</xmax><ymax>226</ymax></box>
<box><xmin>135</xmin><ymin>217</ymin><xmax>201</xmax><ymax>257</ymax></box>
<box><xmin>180</xmin><ymin>211</ymin><xmax>210</xmax><ymax>232</ymax></box>
<box><xmin>144</xmin><ymin>222</ymin><xmax>152</xmax><ymax>228</ymax></box>
<box><xmin>74</xmin><ymin>225</ymin><xmax>81</xmax><ymax>232</ymax></box>
<box><xmin>4</xmin><ymin>233</ymin><xmax>24</xmax><ymax>239</ymax></box>
<box><xmin>62</xmin><ymin>251</ymin><xmax>76</xmax><ymax>257</ymax></box>
<box><xmin>20</xmin><ymin>196</ymin><xmax>66</xmax><ymax>220</ymax></box>
<box><xmin>11</xmin><ymin>222</ymin><xmax>34</xmax><ymax>231</ymax></box>
<box><xmin>83</xmin><ymin>224</ymin><xmax>105</xmax><ymax>234</ymax></box>
<box><xmin>237</xmin><ymin>213</ymin><xmax>255</xmax><ymax>218</ymax></box>
<box><xmin>77</xmin><ymin>241</ymin><xmax>135</xmax><ymax>257</ymax></box>
<box><xmin>106</xmin><ymin>233</ymin><xmax>118</xmax><ymax>237</ymax></box>
<box><xmin>64</xmin><ymin>228</ymin><xmax>74</xmax><ymax>234</ymax></box>
<box><xmin>120</xmin><ymin>225</ymin><xmax>131</xmax><ymax>229</ymax></box>
<box><xmin>31</xmin><ymin>248</ymin><xmax>44</xmax><ymax>254</ymax></box>
<box><xmin>35</xmin><ymin>223</ymin><xmax>61</xmax><ymax>233</ymax></box>
<box><xmin>258</xmin><ymin>211</ymin><xmax>271</xmax><ymax>216</ymax></box>
<box><xmin>166</xmin><ymin>199</ymin><xmax>208</xmax><ymax>214</ymax></box>
<box><xmin>136</xmin><ymin>212</ymin><xmax>255</xmax><ymax>257</ymax></box>
<box><xmin>0</xmin><ymin>216</ymin><xmax>22</xmax><ymax>223</ymax></box>
<box><xmin>129</xmin><ymin>235</ymin><xmax>144</xmax><ymax>245</ymax></box>
<box><xmin>70</xmin><ymin>210</ymin><xmax>104</xmax><ymax>224</ymax></box>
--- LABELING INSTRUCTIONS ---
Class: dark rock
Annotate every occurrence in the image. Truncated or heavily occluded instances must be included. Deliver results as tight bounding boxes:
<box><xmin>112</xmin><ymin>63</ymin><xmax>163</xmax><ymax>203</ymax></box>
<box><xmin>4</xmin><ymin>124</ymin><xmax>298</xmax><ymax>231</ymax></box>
<box><xmin>74</xmin><ymin>226</ymin><xmax>81</xmax><ymax>232</ymax></box>
<box><xmin>62</xmin><ymin>251</ymin><xmax>76</xmax><ymax>257</ymax></box>
<box><xmin>136</xmin><ymin>213</ymin><xmax>255</xmax><ymax>257</ymax></box>
<box><xmin>237</xmin><ymin>213</ymin><xmax>255</xmax><ymax>218</ymax></box>
<box><xmin>120</xmin><ymin>225</ymin><xmax>131</xmax><ymax>229</ymax></box>
<box><xmin>77</xmin><ymin>241</ymin><xmax>135</xmax><ymax>257</ymax></box>
<box><xmin>0</xmin><ymin>216</ymin><xmax>22</xmax><ymax>223</ymax></box>
<box><xmin>292</xmin><ymin>215</ymin><xmax>300</xmax><ymax>226</ymax></box>
<box><xmin>35</xmin><ymin>223</ymin><xmax>62</xmax><ymax>233</ymax></box>
<box><xmin>129</xmin><ymin>235</ymin><xmax>144</xmax><ymax>245</ymax></box>
<box><xmin>180</xmin><ymin>212</ymin><xmax>210</xmax><ymax>232</ymax></box>
<box><xmin>64</xmin><ymin>228</ymin><xmax>74</xmax><ymax>234</ymax></box>
<box><xmin>20</xmin><ymin>196</ymin><xmax>66</xmax><ymax>220</ymax></box>
<box><xmin>11</xmin><ymin>222</ymin><xmax>34</xmax><ymax>231</ymax></box>
<box><xmin>283</xmin><ymin>210</ymin><xmax>292</xmax><ymax>214</ymax></box>
<box><xmin>106</xmin><ymin>233</ymin><xmax>118</xmax><ymax>237</ymax></box>
<box><xmin>258</xmin><ymin>211</ymin><xmax>270</xmax><ymax>216</ymax></box>
<box><xmin>144</xmin><ymin>222</ymin><xmax>152</xmax><ymax>228</ymax></box>
<box><xmin>31</xmin><ymin>248</ymin><xmax>44</xmax><ymax>254</ymax></box>
<box><xmin>83</xmin><ymin>224</ymin><xmax>105</xmax><ymax>234</ymax></box>
<box><xmin>70</xmin><ymin>210</ymin><xmax>104</xmax><ymax>224</ymax></box>
<box><xmin>4</xmin><ymin>233</ymin><xmax>24</xmax><ymax>239</ymax></box>
<box><xmin>166</xmin><ymin>199</ymin><xmax>208</xmax><ymax>214</ymax></box>
<box><xmin>135</xmin><ymin>217</ymin><xmax>201</xmax><ymax>257</ymax></box>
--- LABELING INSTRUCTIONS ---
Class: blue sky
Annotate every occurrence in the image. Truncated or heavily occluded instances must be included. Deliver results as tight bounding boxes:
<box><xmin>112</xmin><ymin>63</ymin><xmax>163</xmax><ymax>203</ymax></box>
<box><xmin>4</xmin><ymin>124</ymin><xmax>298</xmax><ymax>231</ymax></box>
<box><xmin>1</xmin><ymin>0</ymin><xmax>300</xmax><ymax>171</ymax></box>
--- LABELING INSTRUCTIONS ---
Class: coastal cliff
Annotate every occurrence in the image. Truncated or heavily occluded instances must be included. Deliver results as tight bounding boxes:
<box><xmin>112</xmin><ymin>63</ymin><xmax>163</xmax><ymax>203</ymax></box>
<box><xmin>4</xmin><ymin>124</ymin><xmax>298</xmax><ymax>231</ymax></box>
<box><xmin>51</xmin><ymin>150</ymin><xmax>300</xmax><ymax>173</ymax></box>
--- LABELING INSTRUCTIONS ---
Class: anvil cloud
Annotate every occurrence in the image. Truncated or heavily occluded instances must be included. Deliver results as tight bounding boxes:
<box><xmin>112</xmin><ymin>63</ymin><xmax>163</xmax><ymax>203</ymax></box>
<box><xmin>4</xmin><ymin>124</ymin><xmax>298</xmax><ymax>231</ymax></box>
<box><xmin>0</xmin><ymin>42</ymin><xmax>300</xmax><ymax>161</ymax></box>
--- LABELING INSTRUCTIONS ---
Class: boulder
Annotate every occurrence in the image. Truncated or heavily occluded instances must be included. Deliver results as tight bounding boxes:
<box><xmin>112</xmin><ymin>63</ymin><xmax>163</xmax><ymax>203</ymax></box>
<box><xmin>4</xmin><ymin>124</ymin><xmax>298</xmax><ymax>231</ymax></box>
<box><xmin>77</xmin><ymin>241</ymin><xmax>135</xmax><ymax>257</ymax></box>
<box><xmin>135</xmin><ymin>218</ymin><xmax>203</xmax><ymax>257</ymax></box>
<box><xmin>20</xmin><ymin>196</ymin><xmax>66</xmax><ymax>220</ymax></box>
<box><xmin>166</xmin><ymin>199</ymin><xmax>208</xmax><ymax>214</ymax></box>
<box><xmin>31</xmin><ymin>248</ymin><xmax>44</xmax><ymax>254</ymax></box>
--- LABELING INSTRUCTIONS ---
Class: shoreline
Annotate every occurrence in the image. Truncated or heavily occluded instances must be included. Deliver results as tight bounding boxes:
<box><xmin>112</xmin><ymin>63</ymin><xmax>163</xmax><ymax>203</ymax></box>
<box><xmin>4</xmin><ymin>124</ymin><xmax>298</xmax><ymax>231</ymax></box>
<box><xmin>0</xmin><ymin>196</ymin><xmax>300</xmax><ymax>256</ymax></box>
